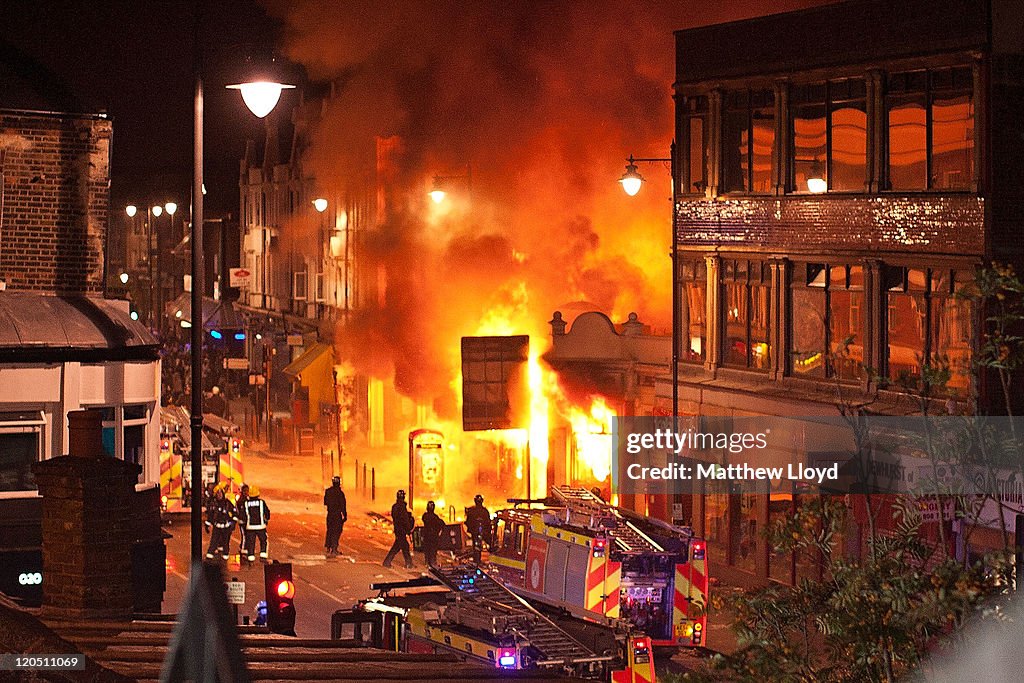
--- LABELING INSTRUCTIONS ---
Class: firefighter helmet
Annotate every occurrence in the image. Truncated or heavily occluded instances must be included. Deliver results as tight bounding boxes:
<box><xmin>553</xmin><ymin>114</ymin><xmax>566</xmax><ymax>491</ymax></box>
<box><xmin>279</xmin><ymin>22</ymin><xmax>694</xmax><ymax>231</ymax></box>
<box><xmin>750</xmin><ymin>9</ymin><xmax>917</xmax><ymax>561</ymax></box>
<box><xmin>474</xmin><ymin>494</ymin><xmax>484</xmax><ymax>505</ymax></box>
<box><xmin>332</xmin><ymin>475</ymin><xmax>341</xmax><ymax>485</ymax></box>
<box><xmin>397</xmin><ymin>489</ymin><xmax>406</xmax><ymax>500</ymax></box>
<box><xmin>426</xmin><ymin>500</ymin><xmax>436</xmax><ymax>511</ymax></box>
<box><xmin>249</xmin><ymin>485</ymin><xmax>261</xmax><ymax>497</ymax></box>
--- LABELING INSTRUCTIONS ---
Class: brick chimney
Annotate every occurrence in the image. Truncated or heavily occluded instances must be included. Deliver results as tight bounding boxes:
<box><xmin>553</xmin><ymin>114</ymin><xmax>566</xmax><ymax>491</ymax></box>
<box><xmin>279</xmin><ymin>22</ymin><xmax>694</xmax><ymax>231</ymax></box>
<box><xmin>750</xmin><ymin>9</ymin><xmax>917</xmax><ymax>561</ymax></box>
<box><xmin>31</xmin><ymin>409</ymin><xmax>140</xmax><ymax>621</ymax></box>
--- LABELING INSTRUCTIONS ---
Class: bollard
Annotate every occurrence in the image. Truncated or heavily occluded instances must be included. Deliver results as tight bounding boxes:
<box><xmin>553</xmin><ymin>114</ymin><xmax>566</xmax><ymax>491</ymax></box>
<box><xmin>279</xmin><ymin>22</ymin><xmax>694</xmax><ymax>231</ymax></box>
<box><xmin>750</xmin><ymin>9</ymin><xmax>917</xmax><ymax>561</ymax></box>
<box><xmin>371</xmin><ymin>467</ymin><xmax>376</xmax><ymax>501</ymax></box>
<box><xmin>363</xmin><ymin>463</ymin><xmax>367</xmax><ymax>495</ymax></box>
<box><xmin>355</xmin><ymin>459</ymin><xmax>359</xmax><ymax>489</ymax></box>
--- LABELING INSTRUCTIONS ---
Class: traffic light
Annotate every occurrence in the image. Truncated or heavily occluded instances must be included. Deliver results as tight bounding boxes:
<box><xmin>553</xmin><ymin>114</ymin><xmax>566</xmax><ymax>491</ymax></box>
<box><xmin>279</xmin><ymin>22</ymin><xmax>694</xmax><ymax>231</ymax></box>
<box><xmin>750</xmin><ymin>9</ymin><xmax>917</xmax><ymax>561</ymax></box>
<box><xmin>264</xmin><ymin>561</ymin><xmax>296</xmax><ymax>635</ymax></box>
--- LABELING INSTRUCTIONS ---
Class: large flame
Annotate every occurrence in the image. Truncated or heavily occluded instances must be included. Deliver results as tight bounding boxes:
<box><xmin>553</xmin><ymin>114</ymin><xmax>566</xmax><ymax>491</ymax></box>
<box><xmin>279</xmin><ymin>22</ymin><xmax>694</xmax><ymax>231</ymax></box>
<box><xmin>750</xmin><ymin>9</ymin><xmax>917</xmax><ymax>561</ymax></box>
<box><xmin>566</xmin><ymin>396</ymin><xmax>615</xmax><ymax>483</ymax></box>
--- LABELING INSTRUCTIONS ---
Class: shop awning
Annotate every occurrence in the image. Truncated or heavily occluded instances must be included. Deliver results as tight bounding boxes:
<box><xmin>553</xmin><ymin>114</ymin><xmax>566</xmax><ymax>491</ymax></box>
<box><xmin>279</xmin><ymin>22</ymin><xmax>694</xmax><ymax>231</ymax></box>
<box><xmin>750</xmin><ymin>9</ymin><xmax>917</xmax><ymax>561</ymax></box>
<box><xmin>166</xmin><ymin>293</ymin><xmax>244</xmax><ymax>330</ymax></box>
<box><xmin>282</xmin><ymin>342</ymin><xmax>333</xmax><ymax>379</ymax></box>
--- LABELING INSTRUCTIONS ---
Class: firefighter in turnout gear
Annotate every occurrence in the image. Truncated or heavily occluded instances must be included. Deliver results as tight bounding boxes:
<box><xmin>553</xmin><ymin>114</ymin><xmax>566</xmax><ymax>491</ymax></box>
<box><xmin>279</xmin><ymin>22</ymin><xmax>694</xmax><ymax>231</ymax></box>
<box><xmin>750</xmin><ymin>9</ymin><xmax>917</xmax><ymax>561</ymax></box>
<box><xmin>235</xmin><ymin>483</ymin><xmax>249</xmax><ymax>554</ymax></box>
<box><xmin>421</xmin><ymin>500</ymin><xmax>444</xmax><ymax>566</ymax></box>
<box><xmin>242</xmin><ymin>485</ymin><xmax>271</xmax><ymax>562</ymax></box>
<box><xmin>465</xmin><ymin>494</ymin><xmax>491</xmax><ymax>562</ymax></box>
<box><xmin>205</xmin><ymin>483</ymin><xmax>237</xmax><ymax>560</ymax></box>
<box><xmin>323</xmin><ymin>475</ymin><xmax>348</xmax><ymax>556</ymax></box>
<box><xmin>383</xmin><ymin>490</ymin><xmax>415</xmax><ymax>569</ymax></box>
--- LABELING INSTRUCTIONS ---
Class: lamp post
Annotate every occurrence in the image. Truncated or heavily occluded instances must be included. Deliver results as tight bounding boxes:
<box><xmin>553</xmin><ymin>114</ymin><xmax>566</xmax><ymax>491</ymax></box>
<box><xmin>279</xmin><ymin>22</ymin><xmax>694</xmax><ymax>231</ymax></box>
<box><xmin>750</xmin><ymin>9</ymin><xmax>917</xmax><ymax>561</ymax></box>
<box><xmin>428</xmin><ymin>166</ymin><xmax>472</xmax><ymax>203</ymax></box>
<box><xmin>619</xmin><ymin>148</ymin><xmax>679</xmax><ymax>423</ymax></box>
<box><xmin>188</xmin><ymin>40</ymin><xmax>293</xmax><ymax>564</ymax></box>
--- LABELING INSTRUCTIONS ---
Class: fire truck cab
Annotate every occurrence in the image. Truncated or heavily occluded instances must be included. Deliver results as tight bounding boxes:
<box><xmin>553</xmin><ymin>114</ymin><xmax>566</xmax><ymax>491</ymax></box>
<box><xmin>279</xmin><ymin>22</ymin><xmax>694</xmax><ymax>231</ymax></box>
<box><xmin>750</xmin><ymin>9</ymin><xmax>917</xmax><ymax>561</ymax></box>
<box><xmin>490</xmin><ymin>486</ymin><xmax>709</xmax><ymax>648</ymax></box>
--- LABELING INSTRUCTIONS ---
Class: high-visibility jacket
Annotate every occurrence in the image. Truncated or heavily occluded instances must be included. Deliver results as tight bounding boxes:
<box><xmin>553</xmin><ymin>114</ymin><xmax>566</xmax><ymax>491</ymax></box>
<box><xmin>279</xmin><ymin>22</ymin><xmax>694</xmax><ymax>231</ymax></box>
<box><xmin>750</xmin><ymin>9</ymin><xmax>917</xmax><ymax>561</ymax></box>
<box><xmin>243</xmin><ymin>498</ymin><xmax>270</xmax><ymax>530</ymax></box>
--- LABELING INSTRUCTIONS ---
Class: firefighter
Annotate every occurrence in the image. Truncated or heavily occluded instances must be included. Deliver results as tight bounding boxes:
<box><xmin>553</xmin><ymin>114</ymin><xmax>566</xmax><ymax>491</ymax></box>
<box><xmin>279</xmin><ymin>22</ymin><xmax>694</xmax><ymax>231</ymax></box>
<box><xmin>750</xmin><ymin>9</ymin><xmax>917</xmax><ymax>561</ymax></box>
<box><xmin>242</xmin><ymin>485</ymin><xmax>271</xmax><ymax>563</ymax></box>
<box><xmin>235</xmin><ymin>483</ymin><xmax>250</xmax><ymax>554</ymax></box>
<box><xmin>421</xmin><ymin>500</ymin><xmax>445</xmax><ymax>566</ymax></box>
<box><xmin>465</xmin><ymin>493</ymin><xmax>491</xmax><ymax>561</ymax></box>
<box><xmin>205</xmin><ymin>483</ymin><xmax>237</xmax><ymax>561</ymax></box>
<box><xmin>383</xmin><ymin>490</ymin><xmax>415</xmax><ymax>569</ymax></box>
<box><xmin>323</xmin><ymin>475</ymin><xmax>348</xmax><ymax>556</ymax></box>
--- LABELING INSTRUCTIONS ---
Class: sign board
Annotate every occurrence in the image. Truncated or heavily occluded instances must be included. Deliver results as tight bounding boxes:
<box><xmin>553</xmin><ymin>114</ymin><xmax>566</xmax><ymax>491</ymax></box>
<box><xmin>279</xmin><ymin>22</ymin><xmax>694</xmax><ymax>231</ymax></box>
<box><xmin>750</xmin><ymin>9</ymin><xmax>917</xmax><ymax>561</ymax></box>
<box><xmin>224</xmin><ymin>358</ymin><xmax>249</xmax><ymax>370</ymax></box>
<box><xmin>225</xmin><ymin>580</ymin><xmax>246</xmax><ymax>605</ymax></box>
<box><xmin>248</xmin><ymin>373</ymin><xmax>266</xmax><ymax>385</ymax></box>
<box><xmin>229</xmin><ymin>267</ymin><xmax>252</xmax><ymax>289</ymax></box>
<box><xmin>287</xmin><ymin>334</ymin><xmax>304</xmax><ymax>346</ymax></box>
<box><xmin>461</xmin><ymin>335</ymin><xmax>529</xmax><ymax>431</ymax></box>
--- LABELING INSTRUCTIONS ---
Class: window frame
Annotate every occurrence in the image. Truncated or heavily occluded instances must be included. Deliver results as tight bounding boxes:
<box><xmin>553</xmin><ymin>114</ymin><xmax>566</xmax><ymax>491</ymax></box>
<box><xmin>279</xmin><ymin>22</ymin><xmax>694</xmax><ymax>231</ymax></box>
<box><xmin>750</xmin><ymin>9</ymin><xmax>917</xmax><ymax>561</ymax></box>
<box><xmin>721</xmin><ymin>259</ymin><xmax>772</xmax><ymax>372</ymax></box>
<box><xmin>682</xmin><ymin>95</ymin><xmax>709</xmax><ymax>195</ymax></box>
<box><xmin>788</xmin><ymin>262</ymin><xmax>865</xmax><ymax>380</ymax></box>
<box><xmin>885</xmin><ymin>66</ymin><xmax>974</xmax><ymax>192</ymax></box>
<box><xmin>789</xmin><ymin>79</ymin><xmax>867</xmax><ymax>194</ymax></box>
<box><xmin>721</xmin><ymin>89</ymin><xmax>775</xmax><ymax>195</ymax></box>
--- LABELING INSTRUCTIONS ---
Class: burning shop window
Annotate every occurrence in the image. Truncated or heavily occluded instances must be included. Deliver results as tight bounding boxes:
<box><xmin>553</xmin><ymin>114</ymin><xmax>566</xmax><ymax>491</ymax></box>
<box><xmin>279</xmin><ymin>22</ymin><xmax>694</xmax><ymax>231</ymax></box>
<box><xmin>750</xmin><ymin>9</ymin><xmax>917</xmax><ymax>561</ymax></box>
<box><xmin>679</xmin><ymin>259</ymin><xmax>706</xmax><ymax>364</ymax></box>
<box><xmin>722</xmin><ymin>259</ymin><xmax>771</xmax><ymax>371</ymax></box>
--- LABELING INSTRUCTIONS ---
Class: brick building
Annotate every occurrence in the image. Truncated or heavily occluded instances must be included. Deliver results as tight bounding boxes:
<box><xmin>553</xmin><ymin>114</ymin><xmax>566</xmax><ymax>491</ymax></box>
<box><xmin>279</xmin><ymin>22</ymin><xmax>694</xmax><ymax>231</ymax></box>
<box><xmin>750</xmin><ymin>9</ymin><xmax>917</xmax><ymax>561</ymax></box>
<box><xmin>0</xmin><ymin>110</ymin><xmax>160</xmax><ymax>490</ymax></box>
<box><xmin>664</xmin><ymin>0</ymin><xmax>1024</xmax><ymax>584</ymax></box>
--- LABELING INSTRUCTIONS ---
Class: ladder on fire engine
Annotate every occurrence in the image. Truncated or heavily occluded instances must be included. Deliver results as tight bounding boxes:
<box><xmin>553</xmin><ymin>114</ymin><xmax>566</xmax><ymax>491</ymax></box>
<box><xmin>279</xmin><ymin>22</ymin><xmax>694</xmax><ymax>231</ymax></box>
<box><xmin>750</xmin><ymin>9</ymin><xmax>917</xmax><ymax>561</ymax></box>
<box><xmin>432</xmin><ymin>564</ymin><xmax>600</xmax><ymax>665</ymax></box>
<box><xmin>551</xmin><ymin>485</ymin><xmax>664</xmax><ymax>553</ymax></box>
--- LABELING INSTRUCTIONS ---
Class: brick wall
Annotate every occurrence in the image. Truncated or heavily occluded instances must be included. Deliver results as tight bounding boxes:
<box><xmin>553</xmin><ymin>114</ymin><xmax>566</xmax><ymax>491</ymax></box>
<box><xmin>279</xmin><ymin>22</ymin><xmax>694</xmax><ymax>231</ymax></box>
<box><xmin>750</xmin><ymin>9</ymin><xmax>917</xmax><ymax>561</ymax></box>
<box><xmin>676</xmin><ymin>195</ymin><xmax>986</xmax><ymax>256</ymax></box>
<box><xmin>0</xmin><ymin>110</ymin><xmax>111</xmax><ymax>293</ymax></box>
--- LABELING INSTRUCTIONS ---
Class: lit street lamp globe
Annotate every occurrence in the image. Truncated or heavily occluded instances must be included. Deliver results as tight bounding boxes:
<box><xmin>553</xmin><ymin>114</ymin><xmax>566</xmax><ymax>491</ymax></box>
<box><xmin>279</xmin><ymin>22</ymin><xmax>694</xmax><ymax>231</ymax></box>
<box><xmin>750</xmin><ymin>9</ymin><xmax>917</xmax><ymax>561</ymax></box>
<box><xmin>119</xmin><ymin>272</ymin><xmax>129</xmax><ymax>284</ymax></box>
<box><xmin>313</xmin><ymin>197</ymin><xmax>328</xmax><ymax>213</ymax></box>
<box><xmin>619</xmin><ymin>163</ymin><xmax>644</xmax><ymax>196</ymax></box>
<box><xmin>125</xmin><ymin>205</ymin><xmax>138</xmax><ymax>218</ymax></box>
<box><xmin>152</xmin><ymin>205</ymin><xmax>163</xmax><ymax>217</ymax></box>
<box><xmin>165</xmin><ymin>202</ymin><xmax>177</xmax><ymax>215</ymax></box>
<box><xmin>227</xmin><ymin>81</ymin><xmax>296</xmax><ymax>119</ymax></box>
<box><xmin>429</xmin><ymin>189</ymin><xmax>446</xmax><ymax>204</ymax></box>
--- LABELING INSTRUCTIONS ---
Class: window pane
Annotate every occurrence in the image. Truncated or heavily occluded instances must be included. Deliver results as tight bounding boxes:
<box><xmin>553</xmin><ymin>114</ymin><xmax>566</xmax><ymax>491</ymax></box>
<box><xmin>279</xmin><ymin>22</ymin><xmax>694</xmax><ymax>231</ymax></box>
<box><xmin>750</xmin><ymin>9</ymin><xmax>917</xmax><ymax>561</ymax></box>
<box><xmin>723</xmin><ymin>282</ymin><xmax>748</xmax><ymax>366</ymax></box>
<box><xmin>830</xmin><ymin>102</ymin><xmax>867</xmax><ymax>191</ymax></box>
<box><xmin>931</xmin><ymin>92</ymin><xmax>973</xmax><ymax>189</ymax></box>
<box><xmin>792</xmin><ymin>104</ymin><xmax>827</xmax><ymax>192</ymax></box>
<box><xmin>125</xmin><ymin>424</ymin><xmax>145</xmax><ymax>483</ymax></box>
<box><xmin>888</xmin><ymin>95</ymin><xmax>927</xmax><ymax>190</ymax></box>
<box><xmin>723</xmin><ymin>109</ymin><xmax>749</xmax><ymax>192</ymax></box>
<box><xmin>751</xmin><ymin>106</ymin><xmax>775</xmax><ymax>193</ymax></box>
<box><xmin>685</xmin><ymin>282</ymin><xmax>706</xmax><ymax>362</ymax></box>
<box><xmin>792</xmin><ymin>288</ymin><xmax>826</xmax><ymax>377</ymax></box>
<box><xmin>932</xmin><ymin>296</ymin><xmax>972</xmax><ymax>395</ymax></box>
<box><xmin>831</xmin><ymin>289</ymin><xmax>864</xmax><ymax>380</ymax></box>
<box><xmin>888</xmin><ymin>292</ymin><xmax>926</xmax><ymax>384</ymax></box>
<box><xmin>750</xmin><ymin>284</ymin><xmax>771</xmax><ymax>370</ymax></box>
<box><xmin>0</xmin><ymin>432</ymin><xmax>38</xmax><ymax>491</ymax></box>
<box><xmin>688</xmin><ymin>117</ymin><xmax>706</xmax><ymax>193</ymax></box>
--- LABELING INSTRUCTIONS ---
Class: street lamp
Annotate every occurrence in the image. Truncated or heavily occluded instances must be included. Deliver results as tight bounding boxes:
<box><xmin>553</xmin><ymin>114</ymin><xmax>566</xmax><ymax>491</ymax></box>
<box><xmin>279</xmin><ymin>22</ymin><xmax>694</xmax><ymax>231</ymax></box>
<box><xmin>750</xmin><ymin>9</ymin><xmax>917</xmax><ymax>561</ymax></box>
<box><xmin>165</xmin><ymin>202</ymin><xmax>178</xmax><ymax>216</ymax></box>
<box><xmin>119</xmin><ymin>272</ymin><xmax>129</xmax><ymax>285</ymax></box>
<box><xmin>428</xmin><ymin>166</ymin><xmax>472</xmax><ymax>204</ymax></box>
<box><xmin>619</xmin><ymin>146</ymin><xmax>680</xmax><ymax>424</ymax></box>
<box><xmin>152</xmin><ymin>204</ymin><xmax>163</xmax><ymax>218</ymax></box>
<box><xmin>125</xmin><ymin>204</ymin><xmax>138</xmax><ymax>218</ymax></box>
<box><xmin>185</xmin><ymin>51</ymin><xmax>293</xmax><ymax>563</ymax></box>
<box><xmin>312</xmin><ymin>197</ymin><xmax>328</xmax><ymax>213</ymax></box>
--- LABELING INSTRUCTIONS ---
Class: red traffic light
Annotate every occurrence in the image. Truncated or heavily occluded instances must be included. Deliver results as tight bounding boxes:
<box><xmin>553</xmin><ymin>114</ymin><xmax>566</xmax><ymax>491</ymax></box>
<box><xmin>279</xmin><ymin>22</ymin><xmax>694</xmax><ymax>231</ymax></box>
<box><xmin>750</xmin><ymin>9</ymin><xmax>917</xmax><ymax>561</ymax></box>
<box><xmin>275</xmin><ymin>579</ymin><xmax>295</xmax><ymax>599</ymax></box>
<box><xmin>264</xmin><ymin>561</ymin><xmax>297</xmax><ymax>636</ymax></box>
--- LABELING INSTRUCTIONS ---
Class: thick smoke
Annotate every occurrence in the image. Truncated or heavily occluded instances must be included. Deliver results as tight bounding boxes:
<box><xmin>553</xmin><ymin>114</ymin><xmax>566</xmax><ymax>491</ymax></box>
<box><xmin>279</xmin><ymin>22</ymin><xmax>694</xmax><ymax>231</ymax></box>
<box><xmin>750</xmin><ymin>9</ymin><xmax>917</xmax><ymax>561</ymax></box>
<box><xmin>264</xmin><ymin>0</ymin><xmax>827</xmax><ymax>410</ymax></box>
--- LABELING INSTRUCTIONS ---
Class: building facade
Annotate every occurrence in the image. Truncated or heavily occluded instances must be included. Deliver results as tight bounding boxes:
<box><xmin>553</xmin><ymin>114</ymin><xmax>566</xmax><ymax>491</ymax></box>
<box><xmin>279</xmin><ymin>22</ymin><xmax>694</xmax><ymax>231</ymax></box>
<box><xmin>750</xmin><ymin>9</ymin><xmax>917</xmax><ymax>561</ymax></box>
<box><xmin>666</xmin><ymin>0</ymin><xmax>1023</xmax><ymax>584</ymax></box>
<box><xmin>0</xmin><ymin>109</ymin><xmax>161</xmax><ymax>492</ymax></box>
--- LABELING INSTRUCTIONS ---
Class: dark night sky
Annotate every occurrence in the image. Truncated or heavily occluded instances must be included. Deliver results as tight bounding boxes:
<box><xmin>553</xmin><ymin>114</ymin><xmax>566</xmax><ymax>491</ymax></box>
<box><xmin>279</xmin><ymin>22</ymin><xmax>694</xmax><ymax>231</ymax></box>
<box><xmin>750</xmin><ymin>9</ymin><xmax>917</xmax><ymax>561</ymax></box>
<box><xmin>0</xmin><ymin>0</ymin><xmax>284</xmax><ymax>216</ymax></box>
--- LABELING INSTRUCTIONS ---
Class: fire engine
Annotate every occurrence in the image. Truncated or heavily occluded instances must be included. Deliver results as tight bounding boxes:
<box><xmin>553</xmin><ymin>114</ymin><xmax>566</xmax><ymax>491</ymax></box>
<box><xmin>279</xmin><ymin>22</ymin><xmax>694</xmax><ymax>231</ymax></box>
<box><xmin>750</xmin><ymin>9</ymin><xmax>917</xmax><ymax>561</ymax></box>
<box><xmin>489</xmin><ymin>485</ymin><xmax>710</xmax><ymax>648</ymax></box>
<box><xmin>337</xmin><ymin>564</ymin><xmax>657</xmax><ymax>682</ymax></box>
<box><xmin>159</xmin><ymin>406</ymin><xmax>244</xmax><ymax>511</ymax></box>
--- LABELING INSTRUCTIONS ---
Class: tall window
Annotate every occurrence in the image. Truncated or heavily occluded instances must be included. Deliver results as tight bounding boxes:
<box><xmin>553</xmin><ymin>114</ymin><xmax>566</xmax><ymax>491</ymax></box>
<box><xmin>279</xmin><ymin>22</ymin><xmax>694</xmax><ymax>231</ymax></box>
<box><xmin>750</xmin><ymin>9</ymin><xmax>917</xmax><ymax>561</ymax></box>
<box><xmin>722</xmin><ymin>260</ymin><xmax>771</xmax><ymax>371</ymax></box>
<box><xmin>790</xmin><ymin>263</ymin><xmax>864</xmax><ymax>379</ymax></box>
<box><xmin>722</xmin><ymin>90</ymin><xmax>775</xmax><ymax>193</ymax></box>
<box><xmin>680</xmin><ymin>259</ymin><xmax>706</xmax><ymax>363</ymax></box>
<box><xmin>683</xmin><ymin>96</ymin><xmax>709</xmax><ymax>194</ymax></box>
<box><xmin>886</xmin><ymin>266</ymin><xmax>974</xmax><ymax>394</ymax></box>
<box><xmin>790</xmin><ymin>79</ymin><xmax>867</xmax><ymax>193</ymax></box>
<box><xmin>887</xmin><ymin>67</ymin><xmax>973</xmax><ymax>191</ymax></box>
